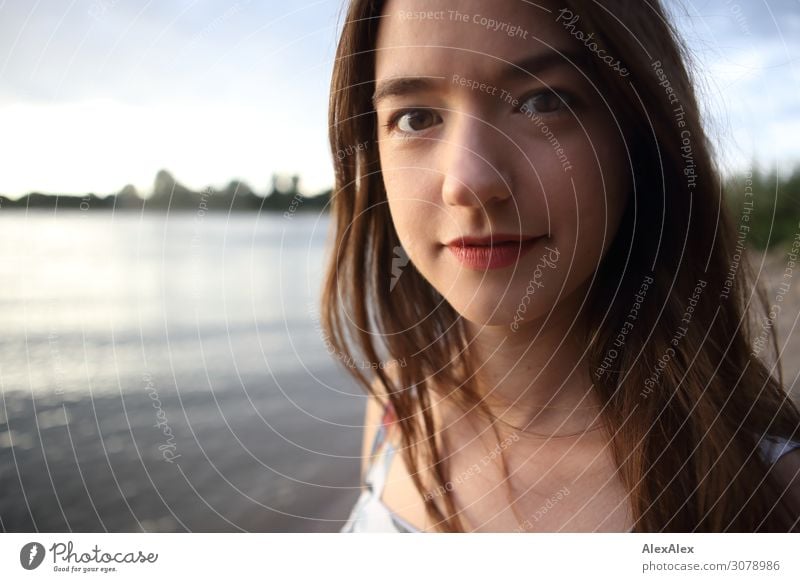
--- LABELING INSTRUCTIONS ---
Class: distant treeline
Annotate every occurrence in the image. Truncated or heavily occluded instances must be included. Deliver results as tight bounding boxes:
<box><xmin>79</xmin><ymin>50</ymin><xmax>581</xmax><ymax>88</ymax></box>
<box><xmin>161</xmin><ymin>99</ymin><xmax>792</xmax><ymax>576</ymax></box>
<box><xmin>4</xmin><ymin>167</ymin><xmax>798</xmax><ymax>249</ymax></box>
<box><xmin>725</xmin><ymin>166</ymin><xmax>800</xmax><ymax>250</ymax></box>
<box><xmin>0</xmin><ymin>170</ymin><xmax>330</xmax><ymax>214</ymax></box>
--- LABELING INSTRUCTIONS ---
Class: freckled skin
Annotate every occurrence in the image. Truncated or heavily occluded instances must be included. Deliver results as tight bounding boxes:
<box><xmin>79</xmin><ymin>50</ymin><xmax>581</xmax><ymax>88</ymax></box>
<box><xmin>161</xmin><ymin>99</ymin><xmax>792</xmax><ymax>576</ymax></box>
<box><xmin>375</xmin><ymin>0</ymin><xmax>629</xmax><ymax>328</ymax></box>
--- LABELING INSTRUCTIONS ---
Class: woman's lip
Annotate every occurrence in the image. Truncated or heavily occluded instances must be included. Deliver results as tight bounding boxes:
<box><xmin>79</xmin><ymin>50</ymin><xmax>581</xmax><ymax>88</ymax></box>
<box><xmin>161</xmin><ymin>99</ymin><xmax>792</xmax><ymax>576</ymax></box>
<box><xmin>445</xmin><ymin>234</ymin><xmax>538</xmax><ymax>246</ymax></box>
<box><xmin>446</xmin><ymin>237</ymin><xmax>542</xmax><ymax>270</ymax></box>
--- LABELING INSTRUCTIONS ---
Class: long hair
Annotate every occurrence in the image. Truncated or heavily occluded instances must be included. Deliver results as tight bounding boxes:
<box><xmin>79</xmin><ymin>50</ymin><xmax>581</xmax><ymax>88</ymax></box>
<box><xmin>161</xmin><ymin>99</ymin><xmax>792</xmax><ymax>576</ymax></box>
<box><xmin>322</xmin><ymin>0</ymin><xmax>800</xmax><ymax>532</ymax></box>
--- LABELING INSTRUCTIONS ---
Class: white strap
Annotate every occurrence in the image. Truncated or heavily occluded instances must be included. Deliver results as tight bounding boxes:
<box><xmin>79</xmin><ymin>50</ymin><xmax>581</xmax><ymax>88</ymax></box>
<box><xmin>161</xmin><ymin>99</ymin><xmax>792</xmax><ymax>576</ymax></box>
<box><xmin>365</xmin><ymin>441</ymin><xmax>396</xmax><ymax>495</ymax></box>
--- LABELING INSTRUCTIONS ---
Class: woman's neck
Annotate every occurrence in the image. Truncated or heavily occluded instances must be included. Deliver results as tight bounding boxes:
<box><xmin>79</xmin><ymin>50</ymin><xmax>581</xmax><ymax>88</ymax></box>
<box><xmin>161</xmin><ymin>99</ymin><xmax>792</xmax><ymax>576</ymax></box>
<box><xmin>456</xmin><ymin>285</ymin><xmax>603</xmax><ymax>437</ymax></box>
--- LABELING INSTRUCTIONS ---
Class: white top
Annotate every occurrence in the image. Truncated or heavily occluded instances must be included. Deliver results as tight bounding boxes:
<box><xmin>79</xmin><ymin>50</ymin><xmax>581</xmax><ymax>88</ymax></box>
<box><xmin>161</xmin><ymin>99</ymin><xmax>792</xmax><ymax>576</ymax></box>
<box><xmin>341</xmin><ymin>409</ymin><xmax>800</xmax><ymax>533</ymax></box>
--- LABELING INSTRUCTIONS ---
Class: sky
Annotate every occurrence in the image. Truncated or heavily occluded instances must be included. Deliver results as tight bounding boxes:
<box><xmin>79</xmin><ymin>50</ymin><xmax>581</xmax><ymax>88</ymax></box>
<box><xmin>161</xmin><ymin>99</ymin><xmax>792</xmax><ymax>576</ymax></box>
<box><xmin>0</xmin><ymin>0</ymin><xmax>798</xmax><ymax>198</ymax></box>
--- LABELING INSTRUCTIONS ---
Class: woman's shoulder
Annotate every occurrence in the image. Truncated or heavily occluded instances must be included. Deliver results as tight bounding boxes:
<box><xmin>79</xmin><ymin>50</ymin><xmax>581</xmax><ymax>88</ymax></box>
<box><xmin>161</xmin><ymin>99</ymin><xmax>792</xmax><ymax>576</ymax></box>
<box><xmin>359</xmin><ymin>375</ymin><xmax>402</xmax><ymax>478</ymax></box>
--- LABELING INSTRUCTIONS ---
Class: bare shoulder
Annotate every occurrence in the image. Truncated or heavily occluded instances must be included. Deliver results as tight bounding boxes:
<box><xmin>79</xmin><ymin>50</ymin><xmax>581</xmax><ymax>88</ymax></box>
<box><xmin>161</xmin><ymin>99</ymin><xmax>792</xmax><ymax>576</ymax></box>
<box><xmin>359</xmin><ymin>373</ymin><xmax>395</xmax><ymax>480</ymax></box>
<box><xmin>770</xmin><ymin>447</ymin><xmax>800</xmax><ymax>522</ymax></box>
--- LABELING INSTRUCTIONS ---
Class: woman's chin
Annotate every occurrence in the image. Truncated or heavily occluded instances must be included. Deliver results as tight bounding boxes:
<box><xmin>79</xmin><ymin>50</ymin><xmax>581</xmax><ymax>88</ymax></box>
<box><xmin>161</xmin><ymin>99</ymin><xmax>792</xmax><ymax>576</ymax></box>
<box><xmin>448</xmin><ymin>297</ymin><xmax>550</xmax><ymax>330</ymax></box>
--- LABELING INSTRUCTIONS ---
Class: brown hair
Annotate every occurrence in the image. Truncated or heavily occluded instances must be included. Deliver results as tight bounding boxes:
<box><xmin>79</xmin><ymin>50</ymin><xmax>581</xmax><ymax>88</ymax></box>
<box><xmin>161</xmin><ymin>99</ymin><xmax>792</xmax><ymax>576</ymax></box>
<box><xmin>322</xmin><ymin>0</ymin><xmax>800</xmax><ymax>532</ymax></box>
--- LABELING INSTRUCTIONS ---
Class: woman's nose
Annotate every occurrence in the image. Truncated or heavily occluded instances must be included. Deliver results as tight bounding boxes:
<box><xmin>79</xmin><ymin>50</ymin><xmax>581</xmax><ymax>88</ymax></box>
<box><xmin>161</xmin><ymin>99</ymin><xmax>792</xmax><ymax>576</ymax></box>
<box><xmin>440</xmin><ymin>115</ymin><xmax>513</xmax><ymax>209</ymax></box>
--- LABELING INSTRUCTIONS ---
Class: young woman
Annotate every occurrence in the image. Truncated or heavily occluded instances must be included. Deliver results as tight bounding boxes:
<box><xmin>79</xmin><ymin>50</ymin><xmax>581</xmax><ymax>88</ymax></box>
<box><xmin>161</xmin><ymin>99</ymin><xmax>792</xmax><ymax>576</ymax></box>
<box><xmin>322</xmin><ymin>0</ymin><xmax>800</xmax><ymax>532</ymax></box>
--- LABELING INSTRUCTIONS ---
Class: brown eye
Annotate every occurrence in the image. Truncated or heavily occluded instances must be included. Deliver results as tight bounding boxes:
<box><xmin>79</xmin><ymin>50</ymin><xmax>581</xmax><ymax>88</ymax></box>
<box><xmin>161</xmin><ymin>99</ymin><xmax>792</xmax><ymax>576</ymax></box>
<box><xmin>395</xmin><ymin>109</ymin><xmax>440</xmax><ymax>133</ymax></box>
<box><xmin>520</xmin><ymin>90</ymin><xmax>572</xmax><ymax>115</ymax></box>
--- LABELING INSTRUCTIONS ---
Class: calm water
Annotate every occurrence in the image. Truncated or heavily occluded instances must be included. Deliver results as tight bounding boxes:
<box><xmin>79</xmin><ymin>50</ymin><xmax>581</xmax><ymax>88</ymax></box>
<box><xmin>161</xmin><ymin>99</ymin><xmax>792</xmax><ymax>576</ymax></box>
<box><xmin>0</xmin><ymin>211</ymin><xmax>364</xmax><ymax>532</ymax></box>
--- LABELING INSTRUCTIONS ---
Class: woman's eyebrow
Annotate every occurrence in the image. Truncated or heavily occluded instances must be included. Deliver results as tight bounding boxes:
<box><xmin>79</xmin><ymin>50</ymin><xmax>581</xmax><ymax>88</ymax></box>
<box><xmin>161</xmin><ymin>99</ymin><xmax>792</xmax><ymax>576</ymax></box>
<box><xmin>372</xmin><ymin>50</ymin><xmax>587</xmax><ymax>107</ymax></box>
<box><xmin>372</xmin><ymin>76</ymin><xmax>447</xmax><ymax>107</ymax></box>
<box><xmin>505</xmin><ymin>50</ymin><xmax>589</xmax><ymax>81</ymax></box>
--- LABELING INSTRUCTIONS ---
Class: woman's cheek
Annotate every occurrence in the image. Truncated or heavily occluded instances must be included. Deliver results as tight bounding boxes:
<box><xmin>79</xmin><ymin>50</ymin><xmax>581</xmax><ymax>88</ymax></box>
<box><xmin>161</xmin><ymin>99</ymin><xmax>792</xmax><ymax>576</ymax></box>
<box><xmin>384</xmin><ymin>171</ymin><xmax>438</xmax><ymax>260</ymax></box>
<box><xmin>529</xmin><ymin>140</ymin><xmax>617</xmax><ymax>285</ymax></box>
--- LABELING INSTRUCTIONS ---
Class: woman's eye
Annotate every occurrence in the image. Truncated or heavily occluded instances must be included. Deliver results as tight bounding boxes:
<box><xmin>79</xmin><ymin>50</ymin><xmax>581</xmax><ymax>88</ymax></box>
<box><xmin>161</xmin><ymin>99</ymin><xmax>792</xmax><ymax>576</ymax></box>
<box><xmin>519</xmin><ymin>90</ymin><xmax>572</xmax><ymax>115</ymax></box>
<box><xmin>389</xmin><ymin>109</ymin><xmax>440</xmax><ymax>134</ymax></box>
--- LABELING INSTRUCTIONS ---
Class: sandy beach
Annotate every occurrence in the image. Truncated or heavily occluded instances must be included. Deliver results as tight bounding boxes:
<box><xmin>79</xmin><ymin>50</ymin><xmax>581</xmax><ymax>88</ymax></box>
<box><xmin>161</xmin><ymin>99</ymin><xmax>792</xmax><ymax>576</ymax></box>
<box><xmin>0</xmin><ymin>366</ymin><xmax>364</xmax><ymax>532</ymax></box>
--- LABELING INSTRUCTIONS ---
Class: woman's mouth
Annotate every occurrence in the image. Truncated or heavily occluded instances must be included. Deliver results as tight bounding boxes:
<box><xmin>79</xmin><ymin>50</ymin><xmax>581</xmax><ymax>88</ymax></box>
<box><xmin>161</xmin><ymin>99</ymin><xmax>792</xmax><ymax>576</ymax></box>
<box><xmin>445</xmin><ymin>236</ymin><xmax>542</xmax><ymax>270</ymax></box>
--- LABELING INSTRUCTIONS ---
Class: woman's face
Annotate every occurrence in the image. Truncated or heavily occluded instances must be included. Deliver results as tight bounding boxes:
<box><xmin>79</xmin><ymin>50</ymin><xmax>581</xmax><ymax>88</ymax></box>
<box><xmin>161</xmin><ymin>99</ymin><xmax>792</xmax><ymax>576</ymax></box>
<box><xmin>374</xmin><ymin>0</ymin><xmax>629</xmax><ymax>328</ymax></box>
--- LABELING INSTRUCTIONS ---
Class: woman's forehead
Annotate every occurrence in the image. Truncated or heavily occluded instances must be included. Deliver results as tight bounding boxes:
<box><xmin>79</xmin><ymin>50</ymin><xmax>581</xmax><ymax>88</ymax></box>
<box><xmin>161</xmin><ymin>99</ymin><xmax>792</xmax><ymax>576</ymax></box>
<box><xmin>375</xmin><ymin>0</ymin><xmax>577</xmax><ymax>80</ymax></box>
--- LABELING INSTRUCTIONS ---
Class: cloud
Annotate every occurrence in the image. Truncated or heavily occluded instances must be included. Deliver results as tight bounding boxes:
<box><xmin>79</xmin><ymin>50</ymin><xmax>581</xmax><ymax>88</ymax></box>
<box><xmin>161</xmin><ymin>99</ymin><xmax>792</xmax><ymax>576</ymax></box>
<box><xmin>0</xmin><ymin>0</ymin><xmax>340</xmax><ymax>196</ymax></box>
<box><xmin>664</xmin><ymin>0</ymin><xmax>800</xmax><ymax>173</ymax></box>
<box><xmin>0</xmin><ymin>0</ymin><xmax>797</xmax><ymax>196</ymax></box>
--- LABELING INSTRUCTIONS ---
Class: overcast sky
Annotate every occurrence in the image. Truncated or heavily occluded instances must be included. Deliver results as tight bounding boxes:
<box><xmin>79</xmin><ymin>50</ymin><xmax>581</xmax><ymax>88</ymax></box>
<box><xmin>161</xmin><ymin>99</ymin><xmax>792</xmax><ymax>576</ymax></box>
<box><xmin>0</xmin><ymin>0</ymin><xmax>798</xmax><ymax>198</ymax></box>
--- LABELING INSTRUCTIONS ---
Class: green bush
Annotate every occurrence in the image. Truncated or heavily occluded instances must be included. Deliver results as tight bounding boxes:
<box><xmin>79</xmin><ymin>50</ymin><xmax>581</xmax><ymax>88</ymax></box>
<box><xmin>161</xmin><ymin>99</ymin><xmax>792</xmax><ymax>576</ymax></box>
<box><xmin>725</xmin><ymin>166</ymin><xmax>800</xmax><ymax>250</ymax></box>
